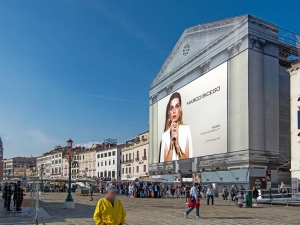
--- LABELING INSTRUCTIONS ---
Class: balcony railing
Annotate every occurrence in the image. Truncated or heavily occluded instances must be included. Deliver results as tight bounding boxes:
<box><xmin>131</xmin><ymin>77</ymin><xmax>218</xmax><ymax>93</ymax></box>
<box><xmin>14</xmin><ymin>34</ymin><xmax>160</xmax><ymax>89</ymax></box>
<box><xmin>142</xmin><ymin>156</ymin><xmax>147</xmax><ymax>160</ymax></box>
<box><xmin>135</xmin><ymin>157</ymin><xmax>140</xmax><ymax>162</ymax></box>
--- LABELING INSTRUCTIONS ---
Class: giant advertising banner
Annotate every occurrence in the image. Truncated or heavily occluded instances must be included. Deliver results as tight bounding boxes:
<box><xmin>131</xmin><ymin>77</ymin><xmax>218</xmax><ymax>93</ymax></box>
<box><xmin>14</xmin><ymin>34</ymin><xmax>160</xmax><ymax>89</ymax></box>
<box><xmin>153</xmin><ymin>62</ymin><xmax>227</xmax><ymax>163</ymax></box>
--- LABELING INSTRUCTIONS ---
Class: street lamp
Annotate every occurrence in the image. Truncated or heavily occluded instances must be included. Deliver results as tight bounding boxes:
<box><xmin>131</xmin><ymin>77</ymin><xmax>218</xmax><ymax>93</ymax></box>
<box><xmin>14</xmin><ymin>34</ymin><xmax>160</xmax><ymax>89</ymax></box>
<box><xmin>4</xmin><ymin>161</ymin><xmax>7</xmax><ymax>180</ymax></box>
<box><xmin>40</xmin><ymin>164</ymin><xmax>45</xmax><ymax>193</ymax></box>
<box><xmin>65</xmin><ymin>138</ymin><xmax>74</xmax><ymax>206</ymax></box>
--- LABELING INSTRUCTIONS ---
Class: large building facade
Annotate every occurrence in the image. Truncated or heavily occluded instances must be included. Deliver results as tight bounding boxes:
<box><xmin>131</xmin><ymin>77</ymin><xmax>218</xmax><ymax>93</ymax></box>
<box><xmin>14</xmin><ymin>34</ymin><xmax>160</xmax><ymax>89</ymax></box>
<box><xmin>121</xmin><ymin>132</ymin><xmax>149</xmax><ymax>180</ymax></box>
<box><xmin>76</xmin><ymin>148</ymin><xmax>97</xmax><ymax>178</ymax></box>
<box><xmin>3</xmin><ymin>157</ymin><xmax>36</xmax><ymax>179</ymax></box>
<box><xmin>149</xmin><ymin>15</ymin><xmax>295</xmax><ymax>189</ymax></box>
<box><xmin>288</xmin><ymin>63</ymin><xmax>300</xmax><ymax>187</ymax></box>
<box><xmin>95</xmin><ymin>141</ymin><xmax>122</xmax><ymax>181</ymax></box>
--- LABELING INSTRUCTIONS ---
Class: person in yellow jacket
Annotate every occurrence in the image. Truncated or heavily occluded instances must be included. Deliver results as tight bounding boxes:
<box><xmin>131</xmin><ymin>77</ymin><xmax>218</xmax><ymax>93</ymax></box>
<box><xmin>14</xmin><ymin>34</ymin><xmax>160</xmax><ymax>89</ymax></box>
<box><xmin>93</xmin><ymin>185</ymin><xmax>126</xmax><ymax>225</ymax></box>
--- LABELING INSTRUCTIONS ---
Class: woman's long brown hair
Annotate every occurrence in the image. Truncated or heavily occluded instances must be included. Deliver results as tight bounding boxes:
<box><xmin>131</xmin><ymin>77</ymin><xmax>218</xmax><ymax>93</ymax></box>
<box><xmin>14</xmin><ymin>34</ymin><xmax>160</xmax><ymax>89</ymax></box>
<box><xmin>164</xmin><ymin>92</ymin><xmax>183</xmax><ymax>131</ymax></box>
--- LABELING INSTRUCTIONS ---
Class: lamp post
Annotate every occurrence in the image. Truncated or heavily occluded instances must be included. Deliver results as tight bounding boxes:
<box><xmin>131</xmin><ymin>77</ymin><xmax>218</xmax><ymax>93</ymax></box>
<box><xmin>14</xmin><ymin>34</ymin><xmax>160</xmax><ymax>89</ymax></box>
<box><xmin>4</xmin><ymin>161</ymin><xmax>6</xmax><ymax>180</ymax></box>
<box><xmin>64</xmin><ymin>138</ymin><xmax>75</xmax><ymax>207</ymax></box>
<box><xmin>40</xmin><ymin>164</ymin><xmax>44</xmax><ymax>193</ymax></box>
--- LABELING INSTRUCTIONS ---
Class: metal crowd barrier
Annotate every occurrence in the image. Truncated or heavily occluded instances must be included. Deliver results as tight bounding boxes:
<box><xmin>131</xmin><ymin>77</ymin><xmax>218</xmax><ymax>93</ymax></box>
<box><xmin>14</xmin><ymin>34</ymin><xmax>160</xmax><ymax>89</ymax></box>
<box><xmin>257</xmin><ymin>187</ymin><xmax>300</xmax><ymax>206</ymax></box>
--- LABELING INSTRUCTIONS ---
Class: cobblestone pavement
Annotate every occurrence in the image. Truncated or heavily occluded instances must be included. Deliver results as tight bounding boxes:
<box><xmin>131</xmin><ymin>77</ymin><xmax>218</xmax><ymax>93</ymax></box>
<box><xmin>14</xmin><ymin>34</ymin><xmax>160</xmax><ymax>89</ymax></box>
<box><xmin>31</xmin><ymin>193</ymin><xmax>300</xmax><ymax>225</ymax></box>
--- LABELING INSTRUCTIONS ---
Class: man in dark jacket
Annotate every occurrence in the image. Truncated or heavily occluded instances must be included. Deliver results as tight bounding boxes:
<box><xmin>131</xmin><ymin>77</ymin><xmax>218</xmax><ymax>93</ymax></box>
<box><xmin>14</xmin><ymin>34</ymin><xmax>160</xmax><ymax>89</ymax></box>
<box><xmin>2</xmin><ymin>182</ymin><xmax>8</xmax><ymax>208</ymax></box>
<box><xmin>14</xmin><ymin>181</ymin><xmax>24</xmax><ymax>211</ymax></box>
<box><xmin>252</xmin><ymin>186</ymin><xmax>259</xmax><ymax>206</ymax></box>
<box><xmin>4</xmin><ymin>182</ymin><xmax>13</xmax><ymax>211</ymax></box>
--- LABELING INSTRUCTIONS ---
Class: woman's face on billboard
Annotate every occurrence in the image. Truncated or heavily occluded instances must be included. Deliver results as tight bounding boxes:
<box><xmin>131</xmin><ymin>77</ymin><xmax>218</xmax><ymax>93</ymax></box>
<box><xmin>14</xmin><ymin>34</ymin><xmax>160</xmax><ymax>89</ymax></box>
<box><xmin>169</xmin><ymin>98</ymin><xmax>181</xmax><ymax>122</ymax></box>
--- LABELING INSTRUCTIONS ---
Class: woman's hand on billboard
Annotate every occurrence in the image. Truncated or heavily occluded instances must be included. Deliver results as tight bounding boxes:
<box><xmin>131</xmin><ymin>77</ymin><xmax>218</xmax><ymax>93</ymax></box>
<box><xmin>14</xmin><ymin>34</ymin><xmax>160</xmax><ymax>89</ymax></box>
<box><xmin>171</xmin><ymin>121</ymin><xmax>179</xmax><ymax>149</ymax></box>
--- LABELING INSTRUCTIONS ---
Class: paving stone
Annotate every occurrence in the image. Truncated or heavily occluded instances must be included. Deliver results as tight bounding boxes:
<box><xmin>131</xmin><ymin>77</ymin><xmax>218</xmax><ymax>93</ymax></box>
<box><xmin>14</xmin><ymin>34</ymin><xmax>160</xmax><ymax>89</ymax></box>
<box><xmin>23</xmin><ymin>193</ymin><xmax>300</xmax><ymax>225</ymax></box>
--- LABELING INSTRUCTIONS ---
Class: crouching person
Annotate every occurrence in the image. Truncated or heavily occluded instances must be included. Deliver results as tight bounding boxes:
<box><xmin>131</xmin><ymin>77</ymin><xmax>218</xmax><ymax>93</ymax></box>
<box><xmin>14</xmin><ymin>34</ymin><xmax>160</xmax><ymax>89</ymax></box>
<box><xmin>93</xmin><ymin>185</ymin><xmax>126</xmax><ymax>225</ymax></box>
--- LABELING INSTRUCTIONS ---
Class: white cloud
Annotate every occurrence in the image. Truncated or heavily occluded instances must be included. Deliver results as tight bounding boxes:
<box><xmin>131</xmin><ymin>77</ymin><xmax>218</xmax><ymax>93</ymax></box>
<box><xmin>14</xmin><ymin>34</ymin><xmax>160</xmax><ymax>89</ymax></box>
<box><xmin>3</xmin><ymin>136</ymin><xmax>10</xmax><ymax>141</ymax></box>
<box><xmin>77</xmin><ymin>92</ymin><xmax>141</xmax><ymax>103</ymax></box>
<box><xmin>26</xmin><ymin>130</ymin><xmax>61</xmax><ymax>148</ymax></box>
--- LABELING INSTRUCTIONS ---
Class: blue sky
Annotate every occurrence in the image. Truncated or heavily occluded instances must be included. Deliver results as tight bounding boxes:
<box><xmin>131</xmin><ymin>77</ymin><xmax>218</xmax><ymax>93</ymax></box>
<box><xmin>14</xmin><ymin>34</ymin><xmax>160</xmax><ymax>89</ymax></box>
<box><xmin>0</xmin><ymin>0</ymin><xmax>299</xmax><ymax>158</ymax></box>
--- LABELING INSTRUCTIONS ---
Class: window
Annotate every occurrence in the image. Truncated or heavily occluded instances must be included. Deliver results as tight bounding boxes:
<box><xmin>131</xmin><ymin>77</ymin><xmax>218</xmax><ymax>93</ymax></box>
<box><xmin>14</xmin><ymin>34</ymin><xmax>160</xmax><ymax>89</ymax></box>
<box><xmin>59</xmin><ymin>159</ymin><xmax>61</xmax><ymax>163</ymax></box>
<box><xmin>122</xmin><ymin>155</ymin><xmax>124</xmax><ymax>162</ymax></box>
<box><xmin>137</xmin><ymin>150</ymin><xmax>139</xmax><ymax>159</ymax></box>
<box><xmin>83</xmin><ymin>155</ymin><xmax>85</xmax><ymax>160</ymax></box>
<box><xmin>101</xmin><ymin>161</ymin><xmax>103</xmax><ymax>166</ymax></box>
<box><xmin>105</xmin><ymin>161</ymin><xmax>107</xmax><ymax>166</ymax></box>
<box><xmin>126</xmin><ymin>154</ymin><xmax>128</xmax><ymax>161</ymax></box>
<box><xmin>113</xmin><ymin>160</ymin><xmax>115</xmax><ymax>165</ymax></box>
<box><xmin>59</xmin><ymin>154</ymin><xmax>61</xmax><ymax>157</ymax></box>
<box><xmin>101</xmin><ymin>154</ymin><xmax>103</xmax><ymax>158</ymax></box>
<box><xmin>100</xmin><ymin>172</ymin><xmax>103</xmax><ymax>177</ymax></box>
<box><xmin>143</xmin><ymin>165</ymin><xmax>146</xmax><ymax>172</ymax></box>
<box><xmin>129</xmin><ymin>167</ymin><xmax>131</xmax><ymax>174</ymax></box>
<box><xmin>79</xmin><ymin>156</ymin><xmax>81</xmax><ymax>160</ymax></box>
<box><xmin>112</xmin><ymin>151</ymin><xmax>116</xmax><ymax>156</ymax></box>
<box><xmin>112</xmin><ymin>171</ymin><xmax>115</xmax><ymax>178</ymax></box>
<box><xmin>129</xmin><ymin>153</ymin><xmax>131</xmax><ymax>160</ymax></box>
<box><xmin>109</xmin><ymin>160</ymin><xmax>111</xmax><ymax>165</ymax></box>
<box><xmin>144</xmin><ymin>149</ymin><xmax>147</xmax><ymax>157</ymax></box>
<box><xmin>122</xmin><ymin>168</ymin><xmax>124</xmax><ymax>174</ymax></box>
<box><xmin>108</xmin><ymin>171</ymin><xmax>111</xmax><ymax>177</ymax></box>
<box><xmin>97</xmin><ymin>154</ymin><xmax>100</xmax><ymax>158</ymax></box>
<box><xmin>55</xmin><ymin>155</ymin><xmax>58</xmax><ymax>158</ymax></box>
<box><xmin>108</xmin><ymin>152</ymin><xmax>111</xmax><ymax>157</ymax></box>
<box><xmin>126</xmin><ymin>168</ymin><xmax>128</xmax><ymax>174</ymax></box>
<box><xmin>136</xmin><ymin>166</ymin><xmax>139</xmax><ymax>173</ymax></box>
<box><xmin>104</xmin><ymin>153</ymin><xmax>107</xmax><ymax>157</ymax></box>
<box><xmin>52</xmin><ymin>161</ymin><xmax>54</xmax><ymax>165</ymax></box>
<box><xmin>98</xmin><ymin>162</ymin><xmax>99</xmax><ymax>167</ymax></box>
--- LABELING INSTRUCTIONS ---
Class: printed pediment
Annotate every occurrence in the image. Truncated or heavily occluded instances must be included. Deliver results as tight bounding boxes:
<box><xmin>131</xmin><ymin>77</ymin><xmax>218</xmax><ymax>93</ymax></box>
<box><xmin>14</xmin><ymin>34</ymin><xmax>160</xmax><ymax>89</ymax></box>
<box><xmin>151</xmin><ymin>15</ymin><xmax>248</xmax><ymax>88</ymax></box>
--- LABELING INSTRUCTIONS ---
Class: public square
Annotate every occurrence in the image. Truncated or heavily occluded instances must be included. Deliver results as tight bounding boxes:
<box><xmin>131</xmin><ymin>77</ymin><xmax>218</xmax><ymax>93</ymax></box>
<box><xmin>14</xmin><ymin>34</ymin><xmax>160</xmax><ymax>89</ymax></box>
<box><xmin>1</xmin><ymin>192</ymin><xmax>298</xmax><ymax>225</ymax></box>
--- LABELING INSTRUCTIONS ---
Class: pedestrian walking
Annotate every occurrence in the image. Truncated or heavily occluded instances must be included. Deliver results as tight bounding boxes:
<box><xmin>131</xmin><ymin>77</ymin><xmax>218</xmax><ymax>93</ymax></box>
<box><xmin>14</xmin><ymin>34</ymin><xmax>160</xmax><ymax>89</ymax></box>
<box><xmin>222</xmin><ymin>186</ymin><xmax>229</xmax><ymax>201</ymax></box>
<box><xmin>252</xmin><ymin>186</ymin><xmax>259</xmax><ymax>206</ymax></box>
<box><xmin>170</xmin><ymin>186</ymin><xmax>175</xmax><ymax>198</ymax></box>
<box><xmin>279</xmin><ymin>182</ymin><xmax>287</xmax><ymax>198</ymax></box>
<box><xmin>90</xmin><ymin>184</ymin><xmax>94</xmax><ymax>201</ymax></box>
<box><xmin>4</xmin><ymin>183</ymin><xmax>13</xmax><ymax>212</ymax></box>
<box><xmin>2</xmin><ymin>182</ymin><xmax>8</xmax><ymax>208</ymax></box>
<box><xmin>206</xmin><ymin>184</ymin><xmax>215</xmax><ymax>205</ymax></box>
<box><xmin>12</xmin><ymin>183</ymin><xmax>17</xmax><ymax>208</ymax></box>
<box><xmin>202</xmin><ymin>185</ymin><xmax>207</xmax><ymax>198</ymax></box>
<box><xmin>230</xmin><ymin>185</ymin><xmax>236</xmax><ymax>201</ymax></box>
<box><xmin>176</xmin><ymin>186</ymin><xmax>182</xmax><ymax>199</ymax></box>
<box><xmin>93</xmin><ymin>185</ymin><xmax>126</xmax><ymax>225</ymax></box>
<box><xmin>184</xmin><ymin>184</ymin><xmax>190</xmax><ymax>204</ymax></box>
<box><xmin>14</xmin><ymin>181</ymin><xmax>24</xmax><ymax>212</ymax></box>
<box><xmin>240</xmin><ymin>185</ymin><xmax>245</xmax><ymax>196</ymax></box>
<box><xmin>184</xmin><ymin>183</ymin><xmax>202</xmax><ymax>219</ymax></box>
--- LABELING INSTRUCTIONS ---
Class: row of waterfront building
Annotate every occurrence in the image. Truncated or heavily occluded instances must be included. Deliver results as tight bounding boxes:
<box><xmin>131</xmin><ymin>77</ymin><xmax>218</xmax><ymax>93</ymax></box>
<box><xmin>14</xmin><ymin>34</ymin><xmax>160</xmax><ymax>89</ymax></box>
<box><xmin>2</xmin><ymin>131</ymin><xmax>150</xmax><ymax>182</ymax></box>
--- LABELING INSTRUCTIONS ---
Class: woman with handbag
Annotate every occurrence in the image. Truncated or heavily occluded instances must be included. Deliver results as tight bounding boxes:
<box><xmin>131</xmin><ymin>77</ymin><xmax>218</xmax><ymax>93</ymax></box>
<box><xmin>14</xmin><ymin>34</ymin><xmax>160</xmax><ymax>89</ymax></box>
<box><xmin>184</xmin><ymin>183</ymin><xmax>202</xmax><ymax>219</ymax></box>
